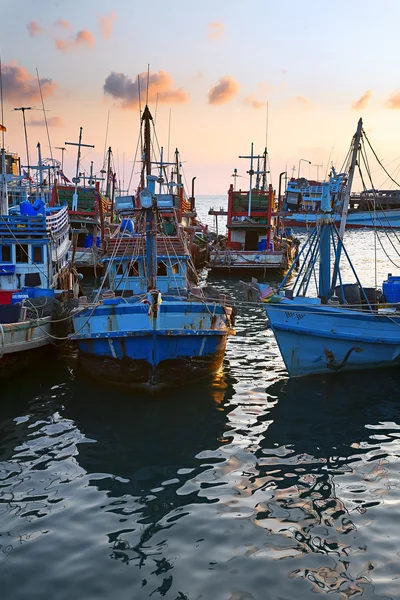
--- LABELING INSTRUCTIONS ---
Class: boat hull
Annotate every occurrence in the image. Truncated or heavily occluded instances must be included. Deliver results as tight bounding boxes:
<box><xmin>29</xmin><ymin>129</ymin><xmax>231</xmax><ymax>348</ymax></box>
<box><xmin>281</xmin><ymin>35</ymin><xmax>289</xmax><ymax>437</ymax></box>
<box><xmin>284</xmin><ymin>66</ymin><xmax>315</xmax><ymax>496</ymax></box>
<box><xmin>281</xmin><ymin>208</ymin><xmax>400</xmax><ymax>229</ymax></box>
<box><xmin>71</xmin><ymin>300</ymin><xmax>233</xmax><ymax>388</ymax></box>
<box><xmin>208</xmin><ymin>249</ymin><xmax>296</xmax><ymax>273</ymax></box>
<box><xmin>0</xmin><ymin>317</ymin><xmax>52</xmax><ymax>378</ymax></box>
<box><xmin>265</xmin><ymin>302</ymin><xmax>400</xmax><ymax>377</ymax></box>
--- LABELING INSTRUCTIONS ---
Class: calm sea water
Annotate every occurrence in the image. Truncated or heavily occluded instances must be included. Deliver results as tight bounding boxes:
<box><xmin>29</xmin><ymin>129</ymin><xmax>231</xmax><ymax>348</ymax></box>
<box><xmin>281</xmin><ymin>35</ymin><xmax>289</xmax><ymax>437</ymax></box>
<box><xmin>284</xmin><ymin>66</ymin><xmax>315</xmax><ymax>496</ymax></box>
<box><xmin>1</xmin><ymin>197</ymin><xmax>400</xmax><ymax>599</ymax></box>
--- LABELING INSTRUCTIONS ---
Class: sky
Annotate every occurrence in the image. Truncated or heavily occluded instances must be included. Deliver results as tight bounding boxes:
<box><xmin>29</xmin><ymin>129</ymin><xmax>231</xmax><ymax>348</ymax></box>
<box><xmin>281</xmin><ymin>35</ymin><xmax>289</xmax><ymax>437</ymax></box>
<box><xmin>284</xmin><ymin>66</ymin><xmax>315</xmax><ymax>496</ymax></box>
<box><xmin>2</xmin><ymin>0</ymin><xmax>400</xmax><ymax>195</ymax></box>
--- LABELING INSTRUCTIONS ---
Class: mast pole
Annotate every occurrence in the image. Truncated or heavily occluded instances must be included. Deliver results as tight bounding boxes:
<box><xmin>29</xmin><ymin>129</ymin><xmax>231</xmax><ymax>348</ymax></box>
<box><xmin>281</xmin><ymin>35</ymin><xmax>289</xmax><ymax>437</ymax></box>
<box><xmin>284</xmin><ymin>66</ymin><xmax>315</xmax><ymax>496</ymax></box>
<box><xmin>65</xmin><ymin>127</ymin><xmax>95</xmax><ymax>211</ymax></box>
<box><xmin>239</xmin><ymin>143</ymin><xmax>254</xmax><ymax>217</ymax></box>
<box><xmin>1</xmin><ymin>148</ymin><xmax>8</xmax><ymax>215</ymax></box>
<box><xmin>330</xmin><ymin>118</ymin><xmax>363</xmax><ymax>294</ymax></box>
<box><xmin>339</xmin><ymin>118</ymin><xmax>363</xmax><ymax>239</ymax></box>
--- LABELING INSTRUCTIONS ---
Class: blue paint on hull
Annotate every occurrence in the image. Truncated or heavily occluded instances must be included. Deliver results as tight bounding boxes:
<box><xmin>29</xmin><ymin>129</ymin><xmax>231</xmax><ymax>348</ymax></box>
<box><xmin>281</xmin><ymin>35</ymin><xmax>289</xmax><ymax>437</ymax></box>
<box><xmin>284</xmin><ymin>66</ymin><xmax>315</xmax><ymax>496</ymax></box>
<box><xmin>265</xmin><ymin>301</ymin><xmax>400</xmax><ymax>377</ymax></box>
<box><xmin>71</xmin><ymin>299</ymin><xmax>232</xmax><ymax>388</ymax></box>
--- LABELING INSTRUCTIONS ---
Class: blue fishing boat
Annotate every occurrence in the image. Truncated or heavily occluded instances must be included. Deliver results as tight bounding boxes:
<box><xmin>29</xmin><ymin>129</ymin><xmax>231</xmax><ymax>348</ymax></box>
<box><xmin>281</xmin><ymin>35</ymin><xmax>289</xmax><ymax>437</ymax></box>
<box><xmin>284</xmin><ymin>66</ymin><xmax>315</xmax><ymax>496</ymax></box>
<box><xmin>0</xmin><ymin>147</ymin><xmax>76</xmax><ymax>376</ymax></box>
<box><xmin>70</xmin><ymin>105</ymin><xmax>235</xmax><ymax>389</ymax></box>
<box><xmin>263</xmin><ymin>118</ymin><xmax>400</xmax><ymax>377</ymax></box>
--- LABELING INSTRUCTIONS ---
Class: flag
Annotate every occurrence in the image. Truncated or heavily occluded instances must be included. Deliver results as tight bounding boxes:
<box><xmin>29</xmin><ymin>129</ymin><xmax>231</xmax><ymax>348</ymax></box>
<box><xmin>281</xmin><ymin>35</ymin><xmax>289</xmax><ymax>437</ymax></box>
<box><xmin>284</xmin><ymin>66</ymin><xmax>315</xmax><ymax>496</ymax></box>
<box><xmin>59</xmin><ymin>169</ymin><xmax>71</xmax><ymax>183</ymax></box>
<box><xmin>0</xmin><ymin>124</ymin><xmax>6</xmax><ymax>132</ymax></box>
<box><xmin>259</xmin><ymin>284</ymin><xmax>274</xmax><ymax>302</ymax></box>
<box><xmin>23</xmin><ymin>169</ymin><xmax>33</xmax><ymax>183</ymax></box>
<box><xmin>108</xmin><ymin>171</ymin><xmax>116</xmax><ymax>184</ymax></box>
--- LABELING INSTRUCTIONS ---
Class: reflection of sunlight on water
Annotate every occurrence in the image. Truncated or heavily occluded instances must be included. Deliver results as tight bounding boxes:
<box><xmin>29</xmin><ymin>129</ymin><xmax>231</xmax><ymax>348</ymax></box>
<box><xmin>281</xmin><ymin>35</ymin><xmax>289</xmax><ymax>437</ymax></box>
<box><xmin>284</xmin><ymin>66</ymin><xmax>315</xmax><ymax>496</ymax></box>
<box><xmin>4</xmin><ymin>211</ymin><xmax>400</xmax><ymax>598</ymax></box>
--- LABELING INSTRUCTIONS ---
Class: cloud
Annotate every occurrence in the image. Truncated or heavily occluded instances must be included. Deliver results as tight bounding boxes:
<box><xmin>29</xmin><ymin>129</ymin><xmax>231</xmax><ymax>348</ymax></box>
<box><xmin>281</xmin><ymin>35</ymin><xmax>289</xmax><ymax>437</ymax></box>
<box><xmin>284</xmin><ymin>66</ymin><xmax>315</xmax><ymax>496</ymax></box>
<box><xmin>55</xmin><ymin>29</ymin><xmax>95</xmax><ymax>51</ymax></box>
<box><xmin>208</xmin><ymin>21</ymin><xmax>223</xmax><ymax>40</ymax></box>
<box><xmin>294</xmin><ymin>95</ymin><xmax>313</xmax><ymax>108</ymax></box>
<box><xmin>30</xmin><ymin>116</ymin><xmax>63</xmax><ymax>128</ymax></box>
<box><xmin>243</xmin><ymin>94</ymin><xmax>267</xmax><ymax>109</ymax></box>
<box><xmin>352</xmin><ymin>90</ymin><xmax>372</xmax><ymax>110</ymax></box>
<box><xmin>103</xmin><ymin>70</ymin><xmax>189</xmax><ymax>108</ymax></box>
<box><xmin>208</xmin><ymin>76</ymin><xmax>239</xmax><ymax>105</ymax></box>
<box><xmin>55</xmin><ymin>19</ymin><xmax>71</xmax><ymax>30</ymax></box>
<box><xmin>1</xmin><ymin>62</ymin><xmax>57</xmax><ymax>102</ymax></box>
<box><xmin>99</xmin><ymin>11</ymin><xmax>116</xmax><ymax>39</ymax></box>
<box><xmin>386</xmin><ymin>92</ymin><xmax>400</xmax><ymax>109</ymax></box>
<box><xmin>28</xmin><ymin>21</ymin><xmax>43</xmax><ymax>37</ymax></box>
<box><xmin>75</xmin><ymin>30</ymin><xmax>95</xmax><ymax>47</ymax></box>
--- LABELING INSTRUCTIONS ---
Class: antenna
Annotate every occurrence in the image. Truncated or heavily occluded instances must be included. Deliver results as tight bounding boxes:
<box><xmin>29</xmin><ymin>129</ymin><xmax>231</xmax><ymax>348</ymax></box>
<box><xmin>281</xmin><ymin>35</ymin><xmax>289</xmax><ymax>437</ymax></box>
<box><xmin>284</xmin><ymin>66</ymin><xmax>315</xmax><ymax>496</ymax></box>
<box><xmin>146</xmin><ymin>64</ymin><xmax>150</xmax><ymax>106</ymax></box>
<box><xmin>36</xmin><ymin>68</ymin><xmax>53</xmax><ymax>162</ymax></box>
<box><xmin>14</xmin><ymin>106</ymin><xmax>33</xmax><ymax>187</ymax></box>
<box><xmin>0</xmin><ymin>54</ymin><xmax>5</xmax><ymax>150</ymax></box>
<box><xmin>265</xmin><ymin>101</ymin><xmax>269</xmax><ymax>150</ymax></box>
<box><xmin>102</xmin><ymin>109</ymin><xmax>110</xmax><ymax>173</ymax></box>
<box><xmin>55</xmin><ymin>146</ymin><xmax>66</xmax><ymax>170</ymax></box>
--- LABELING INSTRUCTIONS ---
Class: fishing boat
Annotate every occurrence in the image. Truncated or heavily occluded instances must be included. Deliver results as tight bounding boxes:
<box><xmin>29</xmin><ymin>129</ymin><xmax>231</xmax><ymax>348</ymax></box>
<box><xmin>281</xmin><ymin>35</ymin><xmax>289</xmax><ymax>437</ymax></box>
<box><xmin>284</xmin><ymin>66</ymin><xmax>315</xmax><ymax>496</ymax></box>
<box><xmin>70</xmin><ymin>105</ymin><xmax>235</xmax><ymax>390</ymax></box>
<box><xmin>280</xmin><ymin>168</ymin><xmax>400</xmax><ymax>230</ymax></box>
<box><xmin>208</xmin><ymin>146</ymin><xmax>299</xmax><ymax>274</ymax></box>
<box><xmin>263</xmin><ymin>118</ymin><xmax>400</xmax><ymax>377</ymax></box>
<box><xmin>0</xmin><ymin>148</ymin><xmax>76</xmax><ymax>376</ymax></box>
<box><xmin>49</xmin><ymin>129</ymin><xmax>112</xmax><ymax>273</ymax></box>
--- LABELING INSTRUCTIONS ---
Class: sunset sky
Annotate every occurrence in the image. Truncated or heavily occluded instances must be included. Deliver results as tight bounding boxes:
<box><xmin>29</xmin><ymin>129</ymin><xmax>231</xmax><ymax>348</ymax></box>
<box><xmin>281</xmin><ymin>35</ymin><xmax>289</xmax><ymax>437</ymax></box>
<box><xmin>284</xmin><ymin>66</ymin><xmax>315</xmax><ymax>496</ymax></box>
<box><xmin>2</xmin><ymin>0</ymin><xmax>400</xmax><ymax>194</ymax></box>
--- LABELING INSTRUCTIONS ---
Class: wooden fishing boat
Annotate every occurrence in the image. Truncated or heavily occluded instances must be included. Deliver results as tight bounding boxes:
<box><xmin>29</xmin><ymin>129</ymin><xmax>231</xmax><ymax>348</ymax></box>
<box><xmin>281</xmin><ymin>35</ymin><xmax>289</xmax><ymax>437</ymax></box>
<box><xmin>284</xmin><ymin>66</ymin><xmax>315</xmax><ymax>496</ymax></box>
<box><xmin>70</xmin><ymin>105</ymin><xmax>235</xmax><ymax>390</ymax></box>
<box><xmin>208</xmin><ymin>146</ymin><xmax>299</xmax><ymax>274</ymax></box>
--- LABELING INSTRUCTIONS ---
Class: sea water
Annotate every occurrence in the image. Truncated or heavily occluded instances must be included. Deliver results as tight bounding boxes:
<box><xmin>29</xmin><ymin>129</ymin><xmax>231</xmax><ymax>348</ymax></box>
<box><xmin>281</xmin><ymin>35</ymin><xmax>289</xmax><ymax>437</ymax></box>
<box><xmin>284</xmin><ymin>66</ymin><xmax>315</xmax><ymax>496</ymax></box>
<box><xmin>1</xmin><ymin>196</ymin><xmax>400</xmax><ymax>599</ymax></box>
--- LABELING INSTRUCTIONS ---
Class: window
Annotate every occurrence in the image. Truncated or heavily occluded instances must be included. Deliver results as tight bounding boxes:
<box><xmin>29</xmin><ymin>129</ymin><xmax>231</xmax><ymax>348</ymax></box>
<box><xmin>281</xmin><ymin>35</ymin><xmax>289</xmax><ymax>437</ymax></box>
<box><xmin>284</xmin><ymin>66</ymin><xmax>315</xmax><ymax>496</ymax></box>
<box><xmin>157</xmin><ymin>261</ymin><xmax>167</xmax><ymax>276</ymax></box>
<box><xmin>33</xmin><ymin>246</ymin><xmax>43</xmax><ymax>263</ymax></box>
<box><xmin>171</xmin><ymin>262</ymin><xmax>179</xmax><ymax>275</ymax></box>
<box><xmin>1</xmin><ymin>245</ymin><xmax>11</xmax><ymax>262</ymax></box>
<box><xmin>116</xmin><ymin>264</ymin><xmax>125</xmax><ymax>276</ymax></box>
<box><xmin>128</xmin><ymin>261</ymin><xmax>139</xmax><ymax>276</ymax></box>
<box><xmin>16</xmin><ymin>244</ymin><xmax>29</xmax><ymax>263</ymax></box>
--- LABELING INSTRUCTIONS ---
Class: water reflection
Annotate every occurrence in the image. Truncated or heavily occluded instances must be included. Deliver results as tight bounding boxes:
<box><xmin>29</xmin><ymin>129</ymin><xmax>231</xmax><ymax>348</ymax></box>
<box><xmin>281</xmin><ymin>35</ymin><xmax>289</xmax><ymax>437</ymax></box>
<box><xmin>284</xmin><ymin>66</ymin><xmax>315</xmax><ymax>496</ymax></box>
<box><xmin>1</xmin><ymin>328</ymin><xmax>400</xmax><ymax>598</ymax></box>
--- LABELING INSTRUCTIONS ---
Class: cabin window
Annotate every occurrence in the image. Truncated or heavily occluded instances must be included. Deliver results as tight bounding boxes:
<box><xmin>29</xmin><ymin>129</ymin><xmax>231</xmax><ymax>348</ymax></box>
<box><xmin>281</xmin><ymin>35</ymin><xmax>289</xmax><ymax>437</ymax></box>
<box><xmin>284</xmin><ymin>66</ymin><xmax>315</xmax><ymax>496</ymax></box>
<box><xmin>171</xmin><ymin>262</ymin><xmax>179</xmax><ymax>275</ymax></box>
<box><xmin>1</xmin><ymin>245</ymin><xmax>11</xmax><ymax>262</ymax></box>
<box><xmin>116</xmin><ymin>264</ymin><xmax>125</xmax><ymax>276</ymax></box>
<box><xmin>128</xmin><ymin>261</ymin><xmax>139</xmax><ymax>276</ymax></box>
<box><xmin>157</xmin><ymin>261</ymin><xmax>167</xmax><ymax>276</ymax></box>
<box><xmin>33</xmin><ymin>245</ymin><xmax>43</xmax><ymax>263</ymax></box>
<box><xmin>16</xmin><ymin>244</ymin><xmax>29</xmax><ymax>263</ymax></box>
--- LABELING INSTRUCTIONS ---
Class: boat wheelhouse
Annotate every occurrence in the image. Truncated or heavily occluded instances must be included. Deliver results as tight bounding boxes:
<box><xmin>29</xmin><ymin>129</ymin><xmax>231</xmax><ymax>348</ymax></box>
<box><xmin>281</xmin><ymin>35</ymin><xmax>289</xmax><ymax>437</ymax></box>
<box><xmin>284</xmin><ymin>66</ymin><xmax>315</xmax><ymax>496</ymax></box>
<box><xmin>209</xmin><ymin>145</ymin><xmax>298</xmax><ymax>273</ymax></box>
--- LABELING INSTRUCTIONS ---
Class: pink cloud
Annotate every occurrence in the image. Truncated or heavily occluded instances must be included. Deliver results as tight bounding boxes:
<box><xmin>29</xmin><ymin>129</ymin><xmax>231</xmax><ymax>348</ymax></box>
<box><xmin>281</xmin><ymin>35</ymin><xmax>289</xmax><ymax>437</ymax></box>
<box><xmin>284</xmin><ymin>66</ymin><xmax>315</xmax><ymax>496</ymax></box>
<box><xmin>55</xmin><ymin>29</ymin><xmax>95</xmax><ymax>51</ymax></box>
<box><xmin>104</xmin><ymin>69</ymin><xmax>189</xmax><ymax>108</ymax></box>
<box><xmin>208</xmin><ymin>21</ymin><xmax>224</xmax><ymax>40</ymax></box>
<box><xmin>99</xmin><ymin>11</ymin><xmax>116</xmax><ymax>39</ymax></box>
<box><xmin>55</xmin><ymin>19</ymin><xmax>71</xmax><ymax>30</ymax></box>
<box><xmin>76</xmin><ymin>30</ymin><xmax>95</xmax><ymax>47</ymax></box>
<box><xmin>352</xmin><ymin>90</ymin><xmax>372</xmax><ymax>110</ymax></box>
<box><xmin>30</xmin><ymin>116</ymin><xmax>63</xmax><ymax>128</ymax></box>
<box><xmin>243</xmin><ymin>95</ymin><xmax>267</xmax><ymax>109</ymax></box>
<box><xmin>27</xmin><ymin>21</ymin><xmax>43</xmax><ymax>37</ymax></box>
<box><xmin>208</xmin><ymin>76</ymin><xmax>239</xmax><ymax>105</ymax></box>
<box><xmin>294</xmin><ymin>95</ymin><xmax>312</xmax><ymax>108</ymax></box>
<box><xmin>1</xmin><ymin>62</ymin><xmax>57</xmax><ymax>102</ymax></box>
<box><xmin>386</xmin><ymin>92</ymin><xmax>400</xmax><ymax>109</ymax></box>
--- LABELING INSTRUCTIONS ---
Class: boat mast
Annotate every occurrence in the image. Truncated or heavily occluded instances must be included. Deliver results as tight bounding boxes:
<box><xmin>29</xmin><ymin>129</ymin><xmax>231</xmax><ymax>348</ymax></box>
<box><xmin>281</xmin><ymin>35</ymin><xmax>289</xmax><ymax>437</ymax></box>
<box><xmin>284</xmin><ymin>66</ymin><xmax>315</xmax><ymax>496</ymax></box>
<box><xmin>0</xmin><ymin>147</ymin><xmax>8</xmax><ymax>215</ymax></box>
<box><xmin>239</xmin><ymin>143</ymin><xmax>255</xmax><ymax>217</ymax></box>
<box><xmin>141</xmin><ymin>105</ymin><xmax>157</xmax><ymax>290</ymax></box>
<box><xmin>339</xmin><ymin>118</ymin><xmax>363</xmax><ymax>239</ymax></box>
<box><xmin>330</xmin><ymin>118</ymin><xmax>363</xmax><ymax>294</ymax></box>
<box><xmin>65</xmin><ymin>127</ymin><xmax>95</xmax><ymax>210</ymax></box>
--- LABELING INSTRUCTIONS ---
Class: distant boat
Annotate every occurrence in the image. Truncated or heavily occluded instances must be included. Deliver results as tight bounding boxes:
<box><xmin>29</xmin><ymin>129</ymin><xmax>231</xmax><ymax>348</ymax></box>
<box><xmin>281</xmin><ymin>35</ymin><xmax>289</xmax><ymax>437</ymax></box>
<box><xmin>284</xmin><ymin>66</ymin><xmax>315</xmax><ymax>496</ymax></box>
<box><xmin>208</xmin><ymin>146</ymin><xmax>299</xmax><ymax>274</ymax></box>
<box><xmin>280</xmin><ymin>171</ymin><xmax>400</xmax><ymax>229</ymax></box>
<box><xmin>263</xmin><ymin>118</ymin><xmax>400</xmax><ymax>377</ymax></box>
<box><xmin>70</xmin><ymin>105</ymin><xmax>235</xmax><ymax>390</ymax></box>
<box><xmin>0</xmin><ymin>147</ymin><xmax>76</xmax><ymax>377</ymax></box>
<box><xmin>49</xmin><ymin>129</ymin><xmax>113</xmax><ymax>273</ymax></box>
